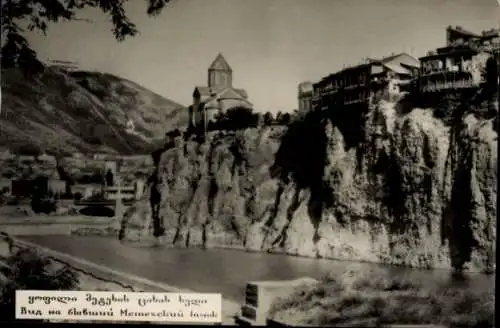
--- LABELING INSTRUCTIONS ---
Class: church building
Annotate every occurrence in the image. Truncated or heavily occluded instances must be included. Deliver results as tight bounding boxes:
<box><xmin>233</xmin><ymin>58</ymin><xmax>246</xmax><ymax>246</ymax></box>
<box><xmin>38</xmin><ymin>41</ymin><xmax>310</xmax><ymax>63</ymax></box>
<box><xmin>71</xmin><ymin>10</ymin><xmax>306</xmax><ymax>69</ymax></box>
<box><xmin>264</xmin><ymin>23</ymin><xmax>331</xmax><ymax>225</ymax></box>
<box><xmin>188</xmin><ymin>53</ymin><xmax>252</xmax><ymax>134</ymax></box>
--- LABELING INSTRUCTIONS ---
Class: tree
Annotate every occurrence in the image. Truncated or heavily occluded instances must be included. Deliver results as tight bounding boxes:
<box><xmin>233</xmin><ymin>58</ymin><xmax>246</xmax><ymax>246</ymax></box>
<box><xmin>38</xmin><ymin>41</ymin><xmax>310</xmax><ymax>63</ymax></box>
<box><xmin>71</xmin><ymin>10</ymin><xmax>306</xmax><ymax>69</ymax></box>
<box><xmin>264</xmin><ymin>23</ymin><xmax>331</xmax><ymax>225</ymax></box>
<box><xmin>263</xmin><ymin>112</ymin><xmax>274</xmax><ymax>126</ymax></box>
<box><xmin>0</xmin><ymin>248</ymin><xmax>79</xmax><ymax>321</ymax></box>
<box><xmin>1</xmin><ymin>0</ymin><xmax>171</xmax><ymax>73</ymax></box>
<box><xmin>73</xmin><ymin>192</ymin><xmax>83</xmax><ymax>201</ymax></box>
<box><xmin>14</xmin><ymin>143</ymin><xmax>42</xmax><ymax>156</ymax></box>
<box><xmin>31</xmin><ymin>175</ymin><xmax>48</xmax><ymax>213</ymax></box>
<box><xmin>215</xmin><ymin>106</ymin><xmax>260</xmax><ymax>131</ymax></box>
<box><xmin>275</xmin><ymin>111</ymin><xmax>283</xmax><ymax>124</ymax></box>
<box><xmin>105</xmin><ymin>169</ymin><xmax>114</xmax><ymax>186</ymax></box>
<box><xmin>278</xmin><ymin>113</ymin><xmax>292</xmax><ymax>125</ymax></box>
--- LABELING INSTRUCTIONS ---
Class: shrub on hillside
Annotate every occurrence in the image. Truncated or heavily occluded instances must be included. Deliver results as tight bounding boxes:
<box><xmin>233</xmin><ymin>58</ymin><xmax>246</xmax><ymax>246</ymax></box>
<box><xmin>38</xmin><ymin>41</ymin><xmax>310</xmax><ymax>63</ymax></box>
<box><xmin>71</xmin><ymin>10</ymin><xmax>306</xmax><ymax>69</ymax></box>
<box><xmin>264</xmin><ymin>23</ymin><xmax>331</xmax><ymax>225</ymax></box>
<box><xmin>0</xmin><ymin>248</ymin><xmax>79</xmax><ymax>321</ymax></box>
<box><xmin>268</xmin><ymin>270</ymin><xmax>494</xmax><ymax>327</ymax></box>
<box><xmin>263</xmin><ymin>112</ymin><xmax>274</xmax><ymax>126</ymax></box>
<box><xmin>13</xmin><ymin>143</ymin><xmax>42</xmax><ymax>156</ymax></box>
<box><xmin>276</xmin><ymin>112</ymin><xmax>292</xmax><ymax>126</ymax></box>
<box><xmin>73</xmin><ymin>192</ymin><xmax>83</xmax><ymax>201</ymax></box>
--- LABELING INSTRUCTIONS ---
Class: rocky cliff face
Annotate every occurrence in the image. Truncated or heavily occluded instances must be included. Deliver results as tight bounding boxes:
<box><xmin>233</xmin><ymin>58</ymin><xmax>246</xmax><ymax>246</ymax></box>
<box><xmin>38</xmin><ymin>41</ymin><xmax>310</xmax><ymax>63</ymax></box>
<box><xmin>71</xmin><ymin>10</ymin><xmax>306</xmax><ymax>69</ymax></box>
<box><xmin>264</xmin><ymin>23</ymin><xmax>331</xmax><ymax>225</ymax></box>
<box><xmin>121</xmin><ymin>100</ymin><xmax>497</xmax><ymax>273</ymax></box>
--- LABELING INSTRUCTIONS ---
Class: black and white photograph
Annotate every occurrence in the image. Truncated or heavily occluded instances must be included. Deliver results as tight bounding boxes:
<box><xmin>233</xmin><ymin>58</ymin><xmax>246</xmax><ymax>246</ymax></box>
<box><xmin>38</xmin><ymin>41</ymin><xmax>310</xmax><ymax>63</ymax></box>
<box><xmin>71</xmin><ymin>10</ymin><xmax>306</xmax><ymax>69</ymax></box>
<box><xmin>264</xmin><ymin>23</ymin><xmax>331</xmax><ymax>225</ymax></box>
<box><xmin>0</xmin><ymin>0</ymin><xmax>498</xmax><ymax>326</ymax></box>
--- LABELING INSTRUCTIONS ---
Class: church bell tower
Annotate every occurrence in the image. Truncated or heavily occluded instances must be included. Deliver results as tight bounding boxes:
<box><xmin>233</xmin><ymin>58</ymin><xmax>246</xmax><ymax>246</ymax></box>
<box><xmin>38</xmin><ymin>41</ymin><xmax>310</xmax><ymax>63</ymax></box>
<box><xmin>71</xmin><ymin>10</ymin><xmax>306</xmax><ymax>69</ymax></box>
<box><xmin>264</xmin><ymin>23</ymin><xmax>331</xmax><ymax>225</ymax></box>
<box><xmin>208</xmin><ymin>53</ymin><xmax>233</xmax><ymax>90</ymax></box>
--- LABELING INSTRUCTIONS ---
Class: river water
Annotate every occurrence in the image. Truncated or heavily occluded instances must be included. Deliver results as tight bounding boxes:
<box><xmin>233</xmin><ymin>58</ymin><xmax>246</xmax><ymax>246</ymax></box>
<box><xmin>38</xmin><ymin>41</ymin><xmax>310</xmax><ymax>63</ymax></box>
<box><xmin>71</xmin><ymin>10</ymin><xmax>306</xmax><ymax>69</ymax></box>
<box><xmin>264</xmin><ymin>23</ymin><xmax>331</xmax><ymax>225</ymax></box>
<box><xmin>19</xmin><ymin>235</ymin><xmax>494</xmax><ymax>303</ymax></box>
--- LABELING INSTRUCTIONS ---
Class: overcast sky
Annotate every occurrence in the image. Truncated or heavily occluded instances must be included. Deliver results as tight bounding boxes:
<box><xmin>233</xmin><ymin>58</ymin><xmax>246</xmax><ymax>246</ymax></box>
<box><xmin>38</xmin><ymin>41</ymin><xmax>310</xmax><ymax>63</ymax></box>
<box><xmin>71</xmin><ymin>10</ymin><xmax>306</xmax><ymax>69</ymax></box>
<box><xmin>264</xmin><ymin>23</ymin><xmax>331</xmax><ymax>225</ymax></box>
<box><xmin>26</xmin><ymin>0</ymin><xmax>500</xmax><ymax>113</ymax></box>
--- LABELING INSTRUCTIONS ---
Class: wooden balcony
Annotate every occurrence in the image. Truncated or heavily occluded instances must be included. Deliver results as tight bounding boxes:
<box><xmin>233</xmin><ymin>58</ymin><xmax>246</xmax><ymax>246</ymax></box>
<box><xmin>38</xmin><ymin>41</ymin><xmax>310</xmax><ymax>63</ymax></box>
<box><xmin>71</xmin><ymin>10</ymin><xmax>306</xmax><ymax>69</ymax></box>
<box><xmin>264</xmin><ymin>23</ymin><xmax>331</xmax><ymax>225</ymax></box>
<box><xmin>420</xmin><ymin>79</ymin><xmax>478</xmax><ymax>92</ymax></box>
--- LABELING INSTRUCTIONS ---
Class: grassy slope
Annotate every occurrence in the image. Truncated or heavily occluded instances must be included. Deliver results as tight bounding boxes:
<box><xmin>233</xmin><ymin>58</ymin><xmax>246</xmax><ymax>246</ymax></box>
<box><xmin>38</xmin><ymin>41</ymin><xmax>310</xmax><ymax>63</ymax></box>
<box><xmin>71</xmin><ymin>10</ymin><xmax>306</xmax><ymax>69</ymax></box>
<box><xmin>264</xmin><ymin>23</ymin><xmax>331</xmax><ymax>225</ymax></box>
<box><xmin>268</xmin><ymin>268</ymin><xmax>494</xmax><ymax>327</ymax></box>
<box><xmin>0</xmin><ymin>67</ymin><xmax>188</xmax><ymax>156</ymax></box>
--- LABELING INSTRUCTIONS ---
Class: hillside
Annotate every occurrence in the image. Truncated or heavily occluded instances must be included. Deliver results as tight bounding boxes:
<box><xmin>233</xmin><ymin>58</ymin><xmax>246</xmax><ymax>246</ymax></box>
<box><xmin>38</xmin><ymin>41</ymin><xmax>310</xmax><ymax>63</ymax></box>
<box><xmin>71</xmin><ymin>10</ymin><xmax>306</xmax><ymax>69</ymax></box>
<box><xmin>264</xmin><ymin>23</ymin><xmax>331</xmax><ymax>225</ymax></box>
<box><xmin>120</xmin><ymin>97</ymin><xmax>497</xmax><ymax>274</ymax></box>
<box><xmin>0</xmin><ymin>66</ymin><xmax>188</xmax><ymax>155</ymax></box>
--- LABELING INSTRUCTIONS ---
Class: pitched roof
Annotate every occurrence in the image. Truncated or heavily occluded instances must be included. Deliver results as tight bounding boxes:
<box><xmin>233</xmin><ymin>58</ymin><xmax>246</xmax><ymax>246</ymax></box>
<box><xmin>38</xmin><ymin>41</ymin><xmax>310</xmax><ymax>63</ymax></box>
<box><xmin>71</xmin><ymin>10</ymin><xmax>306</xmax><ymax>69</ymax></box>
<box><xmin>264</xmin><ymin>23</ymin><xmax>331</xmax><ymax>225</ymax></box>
<box><xmin>194</xmin><ymin>86</ymin><xmax>214</xmax><ymax>96</ymax></box>
<box><xmin>481</xmin><ymin>28</ymin><xmax>500</xmax><ymax>38</ymax></box>
<box><xmin>218</xmin><ymin>88</ymin><xmax>249</xmax><ymax>100</ymax></box>
<box><xmin>299</xmin><ymin>82</ymin><xmax>314</xmax><ymax>93</ymax></box>
<box><xmin>382</xmin><ymin>62</ymin><xmax>412</xmax><ymax>75</ymax></box>
<box><xmin>209</xmin><ymin>53</ymin><xmax>232</xmax><ymax>71</ymax></box>
<box><xmin>381</xmin><ymin>52</ymin><xmax>420</xmax><ymax>68</ymax></box>
<box><xmin>234</xmin><ymin>88</ymin><xmax>248</xmax><ymax>99</ymax></box>
<box><xmin>202</xmin><ymin>88</ymin><xmax>252</xmax><ymax>107</ymax></box>
<box><xmin>447</xmin><ymin>26</ymin><xmax>480</xmax><ymax>38</ymax></box>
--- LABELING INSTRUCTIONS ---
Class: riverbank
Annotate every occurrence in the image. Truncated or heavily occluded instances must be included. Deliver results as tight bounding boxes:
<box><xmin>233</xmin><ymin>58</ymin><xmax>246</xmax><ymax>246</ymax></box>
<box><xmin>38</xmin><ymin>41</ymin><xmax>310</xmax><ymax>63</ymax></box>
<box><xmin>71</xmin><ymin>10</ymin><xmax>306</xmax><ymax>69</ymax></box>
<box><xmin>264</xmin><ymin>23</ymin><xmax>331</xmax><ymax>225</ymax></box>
<box><xmin>3</xmin><ymin>232</ymin><xmax>495</xmax><ymax>326</ymax></box>
<box><xmin>0</xmin><ymin>214</ymin><xmax>119</xmax><ymax>236</ymax></box>
<box><xmin>75</xmin><ymin>225</ymin><xmax>497</xmax><ymax>279</ymax></box>
<box><xmin>0</xmin><ymin>234</ymin><xmax>240</xmax><ymax>325</ymax></box>
<box><xmin>267</xmin><ymin>268</ymin><xmax>495</xmax><ymax>327</ymax></box>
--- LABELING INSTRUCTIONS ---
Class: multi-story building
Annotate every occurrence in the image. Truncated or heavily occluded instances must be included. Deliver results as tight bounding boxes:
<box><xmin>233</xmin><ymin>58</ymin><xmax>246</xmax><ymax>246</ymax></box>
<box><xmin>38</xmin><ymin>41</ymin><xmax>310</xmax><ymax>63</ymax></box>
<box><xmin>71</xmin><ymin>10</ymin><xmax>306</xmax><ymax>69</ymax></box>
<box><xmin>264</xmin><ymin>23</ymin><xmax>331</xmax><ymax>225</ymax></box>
<box><xmin>446</xmin><ymin>26</ymin><xmax>500</xmax><ymax>51</ymax></box>
<box><xmin>298</xmin><ymin>82</ymin><xmax>314</xmax><ymax>115</ymax></box>
<box><xmin>419</xmin><ymin>26</ymin><xmax>499</xmax><ymax>94</ymax></box>
<box><xmin>312</xmin><ymin>52</ymin><xmax>420</xmax><ymax>112</ymax></box>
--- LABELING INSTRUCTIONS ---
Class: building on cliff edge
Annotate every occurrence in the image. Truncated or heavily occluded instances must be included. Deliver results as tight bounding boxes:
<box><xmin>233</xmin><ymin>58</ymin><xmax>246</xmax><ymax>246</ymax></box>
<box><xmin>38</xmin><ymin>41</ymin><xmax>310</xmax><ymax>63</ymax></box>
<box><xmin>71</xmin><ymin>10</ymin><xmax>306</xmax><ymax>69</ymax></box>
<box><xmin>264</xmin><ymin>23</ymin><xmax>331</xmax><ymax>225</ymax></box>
<box><xmin>298</xmin><ymin>81</ymin><xmax>314</xmax><ymax>116</ymax></box>
<box><xmin>188</xmin><ymin>53</ymin><xmax>253</xmax><ymax>136</ymax></box>
<box><xmin>418</xmin><ymin>26</ymin><xmax>500</xmax><ymax>94</ymax></box>
<box><xmin>311</xmin><ymin>52</ymin><xmax>420</xmax><ymax>112</ymax></box>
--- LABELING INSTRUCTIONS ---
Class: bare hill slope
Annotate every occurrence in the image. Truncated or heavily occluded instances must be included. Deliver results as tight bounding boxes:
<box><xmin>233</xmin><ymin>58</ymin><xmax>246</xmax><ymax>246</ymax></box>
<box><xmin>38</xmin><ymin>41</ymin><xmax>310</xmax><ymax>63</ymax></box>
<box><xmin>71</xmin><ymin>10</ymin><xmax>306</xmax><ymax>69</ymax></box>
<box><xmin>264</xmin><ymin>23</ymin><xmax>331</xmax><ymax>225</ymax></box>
<box><xmin>0</xmin><ymin>67</ymin><xmax>188</xmax><ymax>155</ymax></box>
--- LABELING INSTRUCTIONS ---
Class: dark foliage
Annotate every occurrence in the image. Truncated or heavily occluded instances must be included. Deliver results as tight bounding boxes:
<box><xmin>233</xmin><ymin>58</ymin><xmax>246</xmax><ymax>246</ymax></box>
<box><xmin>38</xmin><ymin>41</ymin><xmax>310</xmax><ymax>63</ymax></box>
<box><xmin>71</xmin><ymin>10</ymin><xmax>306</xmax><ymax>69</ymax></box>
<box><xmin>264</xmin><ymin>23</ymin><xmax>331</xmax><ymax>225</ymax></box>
<box><xmin>263</xmin><ymin>112</ymin><xmax>274</xmax><ymax>126</ymax></box>
<box><xmin>484</xmin><ymin>57</ymin><xmax>499</xmax><ymax>94</ymax></box>
<box><xmin>432</xmin><ymin>93</ymin><xmax>466</xmax><ymax>125</ymax></box>
<box><xmin>209</xmin><ymin>106</ymin><xmax>260</xmax><ymax>131</ymax></box>
<box><xmin>105</xmin><ymin>169</ymin><xmax>114</xmax><ymax>186</ymax></box>
<box><xmin>277</xmin><ymin>112</ymin><xmax>292</xmax><ymax>125</ymax></box>
<box><xmin>166</xmin><ymin>129</ymin><xmax>182</xmax><ymax>139</ymax></box>
<box><xmin>164</xmin><ymin>128</ymin><xmax>181</xmax><ymax>149</ymax></box>
<box><xmin>77</xmin><ymin>172</ymin><xmax>104</xmax><ymax>185</ymax></box>
<box><xmin>12</xmin><ymin>143</ymin><xmax>42</xmax><ymax>156</ymax></box>
<box><xmin>79</xmin><ymin>205</ymin><xmax>114</xmax><ymax>217</ymax></box>
<box><xmin>30</xmin><ymin>176</ymin><xmax>57</xmax><ymax>214</ymax></box>
<box><xmin>0</xmin><ymin>248</ymin><xmax>79</xmax><ymax>321</ymax></box>
<box><xmin>275</xmin><ymin>111</ymin><xmax>283</xmax><ymax>122</ymax></box>
<box><xmin>1</xmin><ymin>0</ymin><xmax>170</xmax><ymax>73</ymax></box>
